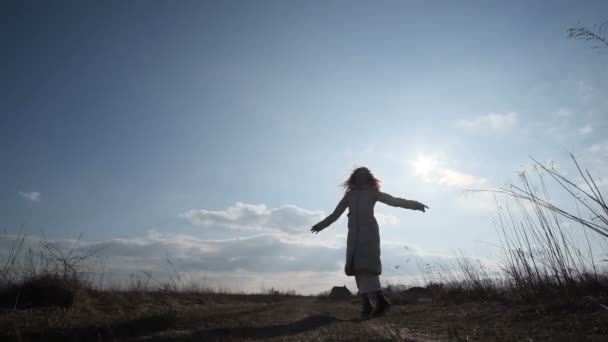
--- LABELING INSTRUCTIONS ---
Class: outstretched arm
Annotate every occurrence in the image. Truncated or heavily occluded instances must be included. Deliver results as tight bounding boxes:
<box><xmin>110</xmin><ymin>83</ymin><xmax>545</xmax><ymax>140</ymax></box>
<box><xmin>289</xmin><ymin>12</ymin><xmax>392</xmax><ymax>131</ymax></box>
<box><xmin>377</xmin><ymin>191</ymin><xmax>428</xmax><ymax>212</ymax></box>
<box><xmin>310</xmin><ymin>194</ymin><xmax>348</xmax><ymax>234</ymax></box>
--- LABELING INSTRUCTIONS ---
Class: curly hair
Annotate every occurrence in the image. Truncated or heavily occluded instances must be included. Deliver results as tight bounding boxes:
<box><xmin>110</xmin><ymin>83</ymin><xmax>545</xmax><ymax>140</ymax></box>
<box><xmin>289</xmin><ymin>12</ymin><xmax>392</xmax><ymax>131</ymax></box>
<box><xmin>341</xmin><ymin>167</ymin><xmax>381</xmax><ymax>193</ymax></box>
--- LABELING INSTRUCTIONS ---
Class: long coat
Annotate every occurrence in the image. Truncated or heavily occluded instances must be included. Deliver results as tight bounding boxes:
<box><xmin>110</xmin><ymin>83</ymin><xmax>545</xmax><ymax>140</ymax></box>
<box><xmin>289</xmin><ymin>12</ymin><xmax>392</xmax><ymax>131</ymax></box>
<box><xmin>315</xmin><ymin>185</ymin><xmax>424</xmax><ymax>276</ymax></box>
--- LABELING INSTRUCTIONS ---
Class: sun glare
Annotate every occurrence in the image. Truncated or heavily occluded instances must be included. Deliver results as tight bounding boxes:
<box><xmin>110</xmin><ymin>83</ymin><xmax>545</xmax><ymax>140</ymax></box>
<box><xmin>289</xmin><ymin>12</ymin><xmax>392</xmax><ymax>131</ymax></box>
<box><xmin>412</xmin><ymin>154</ymin><xmax>435</xmax><ymax>179</ymax></box>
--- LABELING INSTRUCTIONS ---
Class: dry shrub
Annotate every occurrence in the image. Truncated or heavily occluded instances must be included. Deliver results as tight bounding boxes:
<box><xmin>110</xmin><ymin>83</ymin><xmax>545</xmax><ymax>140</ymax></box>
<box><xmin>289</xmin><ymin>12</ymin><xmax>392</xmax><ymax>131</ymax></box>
<box><xmin>0</xmin><ymin>272</ymin><xmax>83</xmax><ymax>309</ymax></box>
<box><xmin>0</xmin><ymin>231</ymin><xmax>101</xmax><ymax>309</ymax></box>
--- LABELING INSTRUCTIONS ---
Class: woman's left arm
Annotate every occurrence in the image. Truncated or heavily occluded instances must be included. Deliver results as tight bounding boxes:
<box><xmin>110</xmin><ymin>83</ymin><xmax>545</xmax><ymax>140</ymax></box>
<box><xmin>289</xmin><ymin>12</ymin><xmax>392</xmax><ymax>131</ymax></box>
<box><xmin>377</xmin><ymin>191</ymin><xmax>428</xmax><ymax>212</ymax></box>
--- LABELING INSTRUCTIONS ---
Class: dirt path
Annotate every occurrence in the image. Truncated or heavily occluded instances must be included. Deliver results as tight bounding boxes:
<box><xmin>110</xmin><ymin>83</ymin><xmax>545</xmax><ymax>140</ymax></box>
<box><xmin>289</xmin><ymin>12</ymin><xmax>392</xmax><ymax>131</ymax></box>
<box><xmin>3</xmin><ymin>293</ymin><xmax>606</xmax><ymax>341</ymax></box>
<box><xmin>127</xmin><ymin>297</ymin><xmax>445</xmax><ymax>341</ymax></box>
<box><xmin>123</xmin><ymin>295</ymin><xmax>608</xmax><ymax>342</ymax></box>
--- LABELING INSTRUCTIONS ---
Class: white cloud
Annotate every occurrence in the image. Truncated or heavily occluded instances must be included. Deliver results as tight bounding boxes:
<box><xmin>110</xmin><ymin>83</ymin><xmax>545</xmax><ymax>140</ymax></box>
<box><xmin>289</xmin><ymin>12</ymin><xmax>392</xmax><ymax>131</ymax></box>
<box><xmin>589</xmin><ymin>142</ymin><xmax>608</xmax><ymax>155</ymax></box>
<box><xmin>0</xmin><ymin>231</ymin><xmax>459</xmax><ymax>294</ymax></box>
<box><xmin>17</xmin><ymin>191</ymin><xmax>41</xmax><ymax>202</ymax></box>
<box><xmin>590</xmin><ymin>178</ymin><xmax>608</xmax><ymax>190</ymax></box>
<box><xmin>179</xmin><ymin>202</ymin><xmax>324</xmax><ymax>233</ymax></box>
<box><xmin>457</xmin><ymin>112</ymin><xmax>518</xmax><ymax>130</ymax></box>
<box><xmin>580</xmin><ymin>144</ymin><xmax>608</xmax><ymax>190</ymax></box>
<box><xmin>438</xmin><ymin>169</ymin><xmax>487</xmax><ymax>188</ymax></box>
<box><xmin>180</xmin><ymin>201</ymin><xmax>402</xmax><ymax>235</ymax></box>
<box><xmin>578</xmin><ymin>124</ymin><xmax>592</xmax><ymax>135</ymax></box>
<box><xmin>555</xmin><ymin>108</ymin><xmax>572</xmax><ymax>118</ymax></box>
<box><xmin>457</xmin><ymin>191</ymin><xmax>498</xmax><ymax>212</ymax></box>
<box><xmin>411</xmin><ymin>154</ymin><xmax>487</xmax><ymax>188</ymax></box>
<box><xmin>578</xmin><ymin>80</ymin><xmax>595</xmax><ymax>101</ymax></box>
<box><xmin>375</xmin><ymin>212</ymin><xmax>400</xmax><ymax>225</ymax></box>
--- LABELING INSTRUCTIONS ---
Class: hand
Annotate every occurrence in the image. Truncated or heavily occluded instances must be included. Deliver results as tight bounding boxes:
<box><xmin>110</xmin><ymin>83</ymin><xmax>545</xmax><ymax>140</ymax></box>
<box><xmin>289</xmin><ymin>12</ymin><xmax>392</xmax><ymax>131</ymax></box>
<box><xmin>418</xmin><ymin>202</ymin><xmax>429</xmax><ymax>212</ymax></box>
<box><xmin>310</xmin><ymin>224</ymin><xmax>323</xmax><ymax>234</ymax></box>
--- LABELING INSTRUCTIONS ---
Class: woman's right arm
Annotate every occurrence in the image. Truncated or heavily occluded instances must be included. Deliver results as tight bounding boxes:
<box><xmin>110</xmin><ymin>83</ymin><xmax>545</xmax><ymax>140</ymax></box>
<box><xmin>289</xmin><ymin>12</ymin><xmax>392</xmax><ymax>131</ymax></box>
<box><xmin>377</xmin><ymin>191</ymin><xmax>428</xmax><ymax>212</ymax></box>
<box><xmin>311</xmin><ymin>193</ymin><xmax>348</xmax><ymax>234</ymax></box>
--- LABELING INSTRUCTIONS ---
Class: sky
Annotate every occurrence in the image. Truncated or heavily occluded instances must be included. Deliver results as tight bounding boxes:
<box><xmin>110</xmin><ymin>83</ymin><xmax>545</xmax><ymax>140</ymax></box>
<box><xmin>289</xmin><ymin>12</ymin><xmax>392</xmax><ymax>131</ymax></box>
<box><xmin>2</xmin><ymin>0</ymin><xmax>608</xmax><ymax>294</ymax></box>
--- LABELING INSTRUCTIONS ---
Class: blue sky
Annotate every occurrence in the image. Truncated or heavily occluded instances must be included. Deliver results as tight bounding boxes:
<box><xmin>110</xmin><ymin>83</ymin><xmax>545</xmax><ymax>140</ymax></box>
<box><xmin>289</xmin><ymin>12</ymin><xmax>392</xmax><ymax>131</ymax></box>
<box><xmin>2</xmin><ymin>1</ymin><xmax>608</xmax><ymax>293</ymax></box>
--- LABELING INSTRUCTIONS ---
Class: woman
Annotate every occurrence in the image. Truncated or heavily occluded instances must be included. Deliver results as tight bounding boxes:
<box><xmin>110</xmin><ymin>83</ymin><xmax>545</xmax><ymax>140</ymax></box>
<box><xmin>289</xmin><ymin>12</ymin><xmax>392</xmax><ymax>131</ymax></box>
<box><xmin>311</xmin><ymin>167</ymin><xmax>428</xmax><ymax>319</ymax></box>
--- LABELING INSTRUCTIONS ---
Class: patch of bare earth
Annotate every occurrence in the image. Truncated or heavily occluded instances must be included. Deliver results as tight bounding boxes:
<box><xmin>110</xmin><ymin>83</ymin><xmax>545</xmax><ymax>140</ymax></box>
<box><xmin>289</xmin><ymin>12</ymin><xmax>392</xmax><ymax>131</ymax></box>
<box><xmin>1</xmin><ymin>290</ymin><xmax>607</xmax><ymax>341</ymax></box>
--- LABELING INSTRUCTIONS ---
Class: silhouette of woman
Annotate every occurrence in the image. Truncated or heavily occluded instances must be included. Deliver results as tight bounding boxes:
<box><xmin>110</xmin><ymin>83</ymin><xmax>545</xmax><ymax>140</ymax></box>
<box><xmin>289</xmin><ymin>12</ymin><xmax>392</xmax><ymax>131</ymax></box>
<box><xmin>311</xmin><ymin>167</ymin><xmax>428</xmax><ymax>319</ymax></box>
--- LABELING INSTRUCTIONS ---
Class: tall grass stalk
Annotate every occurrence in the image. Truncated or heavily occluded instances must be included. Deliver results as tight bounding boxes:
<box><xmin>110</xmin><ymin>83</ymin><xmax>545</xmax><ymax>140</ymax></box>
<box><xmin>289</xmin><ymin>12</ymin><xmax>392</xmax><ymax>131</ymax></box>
<box><xmin>422</xmin><ymin>155</ymin><xmax>607</xmax><ymax>304</ymax></box>
<box><xmin>471</xmin><ymin>155</ymin><xmax>607</xmax><ymax>301</ymax></box>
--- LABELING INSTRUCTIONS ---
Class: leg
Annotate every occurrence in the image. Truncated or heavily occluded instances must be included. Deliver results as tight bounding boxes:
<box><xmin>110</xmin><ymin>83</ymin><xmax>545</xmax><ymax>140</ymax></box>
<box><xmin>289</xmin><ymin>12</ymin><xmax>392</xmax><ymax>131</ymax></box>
<box><xmin>355</xmin><ymin>274</ymin><xmax>380</xmax><ymax>319</ymax></box>
<box><xmin>359</xmin><ymin>293</ymin><xmax>373</xmax><ymax>318</ymax></box>
<box><xmin>355</xmin><ymin>273</ymin><xmax>382</xmax><ymax>294</ymax></box>
<box><xmin>372</xmin><ymin>286</ymin><xmax>391</xmax><ymax>317</ymax></box>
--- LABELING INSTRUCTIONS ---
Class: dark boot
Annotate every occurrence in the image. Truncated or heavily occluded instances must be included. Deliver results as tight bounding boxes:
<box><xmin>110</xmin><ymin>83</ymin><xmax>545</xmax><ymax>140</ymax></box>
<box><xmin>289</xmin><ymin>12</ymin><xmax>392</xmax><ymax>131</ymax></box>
<box><xmin>360</xmin><ymin>294</ymin><xmax>373</xmax><ymax>318</ymax></box>
<box><xmin>372</xmin><ymin>291</ymin><xmax>391</xmax><ymax>317</ymax></box>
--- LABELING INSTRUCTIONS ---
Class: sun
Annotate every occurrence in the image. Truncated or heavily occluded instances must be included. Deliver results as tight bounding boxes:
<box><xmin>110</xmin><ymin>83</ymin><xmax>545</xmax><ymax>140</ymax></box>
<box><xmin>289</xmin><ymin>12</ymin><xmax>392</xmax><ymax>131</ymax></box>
<box><xmin>412</xmin><ymin>154</ymin><xmax>435</xmax><ymax>179</ymax></box>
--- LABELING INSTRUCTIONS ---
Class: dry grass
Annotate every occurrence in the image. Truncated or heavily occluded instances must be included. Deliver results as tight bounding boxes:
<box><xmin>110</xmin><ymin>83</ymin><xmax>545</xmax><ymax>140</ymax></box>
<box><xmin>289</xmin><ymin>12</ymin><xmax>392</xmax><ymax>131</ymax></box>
<box><xmin>417</xmin><ymin>155</ymin><xmax>608</xmax><ymax>314</ymax></box>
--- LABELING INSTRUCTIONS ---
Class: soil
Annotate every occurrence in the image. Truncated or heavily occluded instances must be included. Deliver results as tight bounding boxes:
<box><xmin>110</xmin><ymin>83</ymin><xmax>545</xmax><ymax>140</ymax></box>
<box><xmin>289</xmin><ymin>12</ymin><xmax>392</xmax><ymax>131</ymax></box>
<box><xmin>0</xmin><ymin>290</ymin><xmax>607</xmax><ymax>341</ymax></box>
